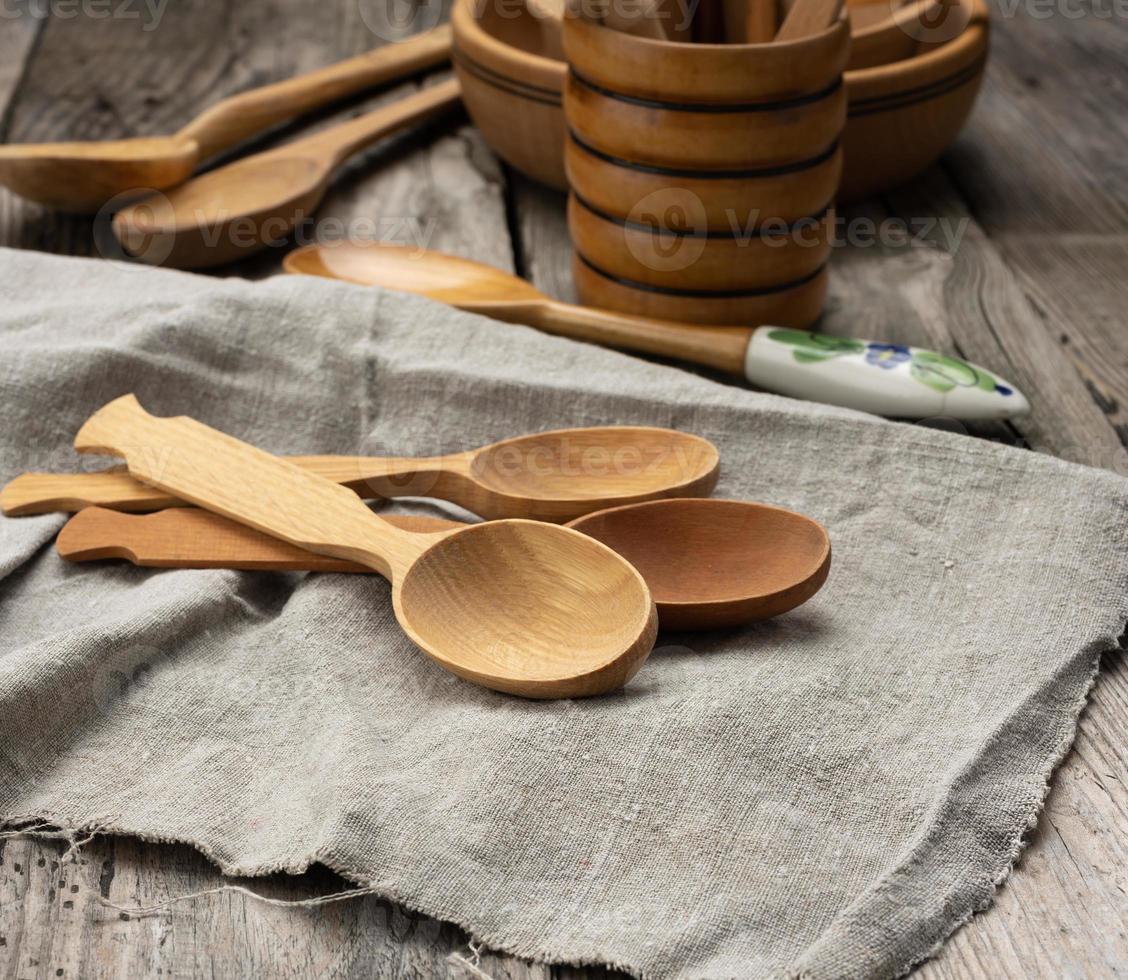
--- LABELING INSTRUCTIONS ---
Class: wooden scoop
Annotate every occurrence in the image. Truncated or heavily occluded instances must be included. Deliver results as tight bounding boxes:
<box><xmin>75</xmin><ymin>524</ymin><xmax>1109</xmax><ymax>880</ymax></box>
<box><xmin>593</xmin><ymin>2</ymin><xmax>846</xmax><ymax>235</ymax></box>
<box><xmin>73</xmin><ymin>395</ymin><xmax>657</xmax><ymax>699</ymax></box>
<box><xmin>112</xmin><ymin>79</ymin><xmax>460</xmax><ymax>269</ymax></box>
<box><xmin>57</xmin><ymin>498</ymin><xmax>831</xmax><ymax>630</ymax></box>
<box><xmin>0</xmin><ymin>25</ymin><xmax>452</xmax><ymax>214</ymax></box>
<box><xmin>1</xmin><ymin>426</ymin><xmax>718</xmax><ymax>519</ymax></box>
<box><xmin>283</xmin><ymin>242</ymin><xmax>1031</xmax><ymax>421</ymax></box>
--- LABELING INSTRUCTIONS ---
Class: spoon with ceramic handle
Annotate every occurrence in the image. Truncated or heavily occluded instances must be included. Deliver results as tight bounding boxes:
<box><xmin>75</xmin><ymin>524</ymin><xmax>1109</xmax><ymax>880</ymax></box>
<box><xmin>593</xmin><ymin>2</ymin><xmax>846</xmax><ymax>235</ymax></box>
<box><xmin>73</xmin><ymin>395</ymin><xmax>657</xmax><ymax>698</ymax></box>
<box><xmin>112</xmin><ymin>79</ymin><xmax>461</xmax><ymax>269</ymax></box>
<box><xmin>284</xmin><ymin>243</ymin><xmax>1031</xmax><ymax>421</ymax></box>
<box><xmin>56</xmin><ymin>498</ymin><xmax>831</xmax><ymax>630</ymax></box>
<box><xmin>0</xmin><ymin>26</ymin><xmax>452</xmax><ymax>214</ymax></box>
<box><xmin>0</xmin><ymin>425</ymin><xmax>718</xmax><ymax>518</ymax></box>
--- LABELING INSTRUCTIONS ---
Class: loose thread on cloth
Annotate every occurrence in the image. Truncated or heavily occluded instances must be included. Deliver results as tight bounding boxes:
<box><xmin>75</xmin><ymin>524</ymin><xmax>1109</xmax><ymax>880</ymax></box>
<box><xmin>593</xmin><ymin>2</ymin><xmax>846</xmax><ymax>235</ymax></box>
<box><xmin>0</xmin><ymin>819</ymin><xmax>106</xmax><ymax>865</ymax></box>
<box><xmin>447</xmin><ymin>940</ymin><xmax>496</xmax><ymax>980</ymax></box>
<box><xmin>100</xmin><ymin>882</ymin><xmax>383</xmax><ymax>917</ymax></box>
<box><xmin>0</xmin><ymin>820</ymin><xmax>382</xmax><ymax>918</ymax></box>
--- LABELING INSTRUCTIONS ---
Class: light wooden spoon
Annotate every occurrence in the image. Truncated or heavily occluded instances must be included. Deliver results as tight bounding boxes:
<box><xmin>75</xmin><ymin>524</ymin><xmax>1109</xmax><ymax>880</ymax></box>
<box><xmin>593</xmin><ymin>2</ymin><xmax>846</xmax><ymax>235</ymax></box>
<box><xmin>73</xmin><ymin>395</ymin><xmax>657</xmax><ymax>699</ymax></box>
<box><xmin>1</xmin><ymin>425</ymin><xmax>718</xmax><ymax>519</ymax></box>
<box><xmin>112</xmin><ymin>78</ymin><xmax>461</xmax><ymax>269</ymax></box>
<box><xmin>283</xmin><ymin>243</ymin><xmax>1031</xmax><ymax>421</ymax></box>
<box><xmin>0</xmin><ymin>25</ymin><xmax>452</xmax><ymax>214</ymax></box>
<box><xmin>57</xmin><ymin>499</ymin><xmax>830</xmax><ymax>630</ymax></box>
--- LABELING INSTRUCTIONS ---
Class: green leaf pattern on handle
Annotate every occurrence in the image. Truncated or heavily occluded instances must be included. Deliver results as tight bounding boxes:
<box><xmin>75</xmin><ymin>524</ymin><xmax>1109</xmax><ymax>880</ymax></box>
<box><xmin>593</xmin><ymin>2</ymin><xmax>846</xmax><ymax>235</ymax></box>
<box><xmin>766</xmin><ymin>330</ymin><xmax>866</xmax><ymax>363</ymax></box>
<box><xmin>768</xmin><ymin>330</ymin><xmax>1009</xmax><ymax>396</ymax></box>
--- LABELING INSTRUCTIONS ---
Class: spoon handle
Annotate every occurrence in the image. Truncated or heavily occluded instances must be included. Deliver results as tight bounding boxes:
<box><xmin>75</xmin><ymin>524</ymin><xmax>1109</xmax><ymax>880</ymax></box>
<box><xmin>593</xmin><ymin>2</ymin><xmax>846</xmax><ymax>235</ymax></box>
<box><xmin>742</xmin><ymin>327</ymin><xmax>1030</xmax><ymax>420</ymax></box>
<box><xmin>56</xmin><ymin>506</ymin><xmax>461</xmax><ymax>573</ymax></box>
<box><xmin>499</xmin><ymin>302</ymin><xmax>1029</xmax><ymax>420</ymax></box>
<box><xmin>73</xmin><ymin>395</ymin><xmax>435</xmax><ymax>580</ymax></box>
<box><xmin>534</xmin><ymin>299</ymin><xmax>753</xmax><ymax>374</ymax></box>
<box><xmin>294</xmin><ymin>78</ymin><xmax>461</xmax><ymax>168</ymax></box>
<box><xmin>1</xmin><ymin>454</ymin><xmax>457</xmax><ymax>516</ymax></box>
<box><xmin>175</xmin><ymin>24</ymin><xmax>452</xmax><ymax>161</ymax></box>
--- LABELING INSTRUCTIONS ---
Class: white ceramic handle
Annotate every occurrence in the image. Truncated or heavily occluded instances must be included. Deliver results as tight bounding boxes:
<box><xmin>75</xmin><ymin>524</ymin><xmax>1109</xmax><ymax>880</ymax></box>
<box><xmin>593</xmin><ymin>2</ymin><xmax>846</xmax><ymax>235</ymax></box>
<box><xmin>743</xmin><ymin>327</ymin><xmax>1030</xmax><ymax>421</ymax></box>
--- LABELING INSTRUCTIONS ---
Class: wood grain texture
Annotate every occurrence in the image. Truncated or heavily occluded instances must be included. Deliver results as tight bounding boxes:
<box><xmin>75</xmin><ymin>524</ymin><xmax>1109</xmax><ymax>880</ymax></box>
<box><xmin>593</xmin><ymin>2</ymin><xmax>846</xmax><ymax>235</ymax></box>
<box><xmin>111</xmin><ymin>79</ymin><xmax>463</xmax><ymax>269</ymax></box>
<box><xmin>72</xmin><ymin>394</ymin><xmax>659</xmax><ymax>698</ymax></box>
<box><xmin>2</xmin><ymin>0</ymin><xmax>1127</xmax><ymax>972</ymax></box>
<box><xmin>3</xmin><ymin>426</ymin><xmax>721</xmax><ymax>521</ymax></box>
<box><xmin>54</xmin><ymin>497</ymin><xmax>831</xmax><ymax>631</ymax></box>
<box><xmin>285</xmin><ymin>241</ymin><xmax>756</xmax><ymax>373</ymax></box>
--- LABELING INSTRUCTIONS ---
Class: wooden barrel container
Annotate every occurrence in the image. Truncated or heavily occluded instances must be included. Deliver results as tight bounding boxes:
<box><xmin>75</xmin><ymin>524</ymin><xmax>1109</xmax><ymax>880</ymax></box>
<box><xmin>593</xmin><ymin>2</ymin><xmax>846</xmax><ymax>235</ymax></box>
<box><xmin>561</xmin><ymin>10</ymin><xmax>848</xmax><ymax>326</ymax></box>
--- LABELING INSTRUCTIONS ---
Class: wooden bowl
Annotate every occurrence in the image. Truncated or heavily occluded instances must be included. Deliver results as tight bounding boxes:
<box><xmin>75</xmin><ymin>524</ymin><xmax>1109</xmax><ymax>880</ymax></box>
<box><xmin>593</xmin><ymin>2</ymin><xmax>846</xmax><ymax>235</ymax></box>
<box><xmin>450</xmin><ymin>0</ymin><xmax>989</xmax><ymax>200</ymax></box>
<box><xmin>841</xmin><ymin>0</ymin><xmax>987</xmax><ymax>201</ymax></box>
<box><xmin>562</xmin><ymin>15</ymin><xmax>849</xmax><ymax>169</ymax></box>
<box><xmin>567</xmin><ymin>193</ymin><xmax>833</xmax><ymax>292</ymax></box>
<box><xmin>849</xmin><ymin>0</ymin><xmax>942</xmax><ymax>69</ymax></box>
<box><xmin>572</xmin><ymin>251</ymin><xmax>829</xmax><ymax>328</ymax></box>
<box><xmin>451</xmin><ymin>0</ymin><xmax>567</xmax><ymax>191</ymax></box>
<box><xmin>564</xmin><ymin>133</ymin><xmax>841</xmax><ymax>231</ymax></box>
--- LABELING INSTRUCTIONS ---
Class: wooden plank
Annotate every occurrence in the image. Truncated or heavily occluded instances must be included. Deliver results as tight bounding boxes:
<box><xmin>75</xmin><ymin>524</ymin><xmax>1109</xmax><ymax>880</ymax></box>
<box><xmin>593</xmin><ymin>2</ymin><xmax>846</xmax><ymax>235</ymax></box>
<box><xmin>0</xmin><ymin>15</ymin><xmax>40</xmax><ymax>117</ymax></box>
<box><xmin>512</xmin><ymin>173</ymin><xmax>575</xmax><ymax>302</ymax></box>
<box><xmin>937</xmin><ymin>2</ymin><xmax>1128</xmax><ymax>457</ymax></box>
<box><xmin>879</xmin><ymin>170</ymin><xmax>1128</xmax><ymax>472</ymax></box>
<box><xmin>0</xmin><ymin>14</ymin><xmax>45</xmax><ymax>247</ymax></box>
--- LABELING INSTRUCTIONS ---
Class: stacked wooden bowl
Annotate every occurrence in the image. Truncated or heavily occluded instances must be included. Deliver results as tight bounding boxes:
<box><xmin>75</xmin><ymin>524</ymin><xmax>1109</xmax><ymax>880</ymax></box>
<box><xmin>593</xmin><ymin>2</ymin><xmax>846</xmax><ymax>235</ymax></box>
<box><xmin>451</xmin><ymin>0</ymin><xmax>989</xmax><ymax>203</ymax></box>
<box><xmin>562</xmin><ymin>13</ymin><xmax>849</xmax><ymax>327</ymax></box>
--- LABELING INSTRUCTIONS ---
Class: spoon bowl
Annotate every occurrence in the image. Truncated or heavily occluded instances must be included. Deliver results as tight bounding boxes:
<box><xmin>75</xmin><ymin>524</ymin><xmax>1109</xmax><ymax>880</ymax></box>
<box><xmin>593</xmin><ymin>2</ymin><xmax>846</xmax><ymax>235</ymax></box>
<box><xmin>464</xmin><ymin>427</ymin><xmax>719</xmax><ymax>507</ymax></box>
<box><xmin>112</xmin><ymin>151</ymin><xmax>328</xmax><ymax>267</ymax></box>
<box><xmin>399</xmin><ymin>519</ymin><xmax>655</xmax><ymax>692</ymax></box>
<box><xmin>0</xmin><ymin>137</ymin><xmax>199</xmax><ymax>213</ymax></box>
<box><xmin>283</xmin><ymin>237</ymin><xmax>544</xmax><ymax>311</ymax></box>
<box><xmin>571</xmin><ymin>498</ymin><xmax>831</xmax><ymax>630</ymax></box>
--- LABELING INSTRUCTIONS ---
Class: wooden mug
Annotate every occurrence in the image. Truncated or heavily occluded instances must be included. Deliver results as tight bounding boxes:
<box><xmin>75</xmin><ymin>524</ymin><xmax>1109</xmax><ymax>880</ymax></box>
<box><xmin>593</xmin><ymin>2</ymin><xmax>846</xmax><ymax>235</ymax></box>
<box><xmin>561</xmin><ymin>5</ymin><xmax>848</xmax><ymax>326</ymax></box>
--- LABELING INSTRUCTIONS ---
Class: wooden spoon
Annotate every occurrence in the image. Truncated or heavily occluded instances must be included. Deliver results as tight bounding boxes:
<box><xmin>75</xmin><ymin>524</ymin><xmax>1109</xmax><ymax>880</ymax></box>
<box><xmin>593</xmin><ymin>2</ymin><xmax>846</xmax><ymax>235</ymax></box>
<box><xmin>775</xmin><ymin>0</ymin><xmax>844</xmax><ymax>40</ymax></box>
<box><xmin>73</xmin><ymin>395</ymin><xmax>657</xmax><ymax>699</ymax></box>
<box><xmin>57</xmin><ymin>498</ymin><xmax>831</xmax><ymax>630</ymax></box>
<box><xmin>0</xmin><ymin>25</ymin><xmax>452</xmax><ymax>214</ymax></box>
<box><xmin>283</xmin><ymin>243</ymin><xmax>1031</xmax><ymax>421</ymax></box>
<box><xmin>1</xmin><ymin>425</ymin><xmax>718</xmax><ymax>519</ymax></box>
<box><xmin>112</xmin><ymin>79</ymin><xmax>461</xmax><ymax>269</ymax></box>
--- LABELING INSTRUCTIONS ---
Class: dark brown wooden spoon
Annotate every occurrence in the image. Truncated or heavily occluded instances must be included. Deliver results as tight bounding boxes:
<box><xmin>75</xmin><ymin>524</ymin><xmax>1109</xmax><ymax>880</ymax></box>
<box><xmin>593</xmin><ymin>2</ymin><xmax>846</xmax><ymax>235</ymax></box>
<box><xmin>57</xmin><ymin>498</ymin><xmax>831</xmax><ymax>630</ymax></box>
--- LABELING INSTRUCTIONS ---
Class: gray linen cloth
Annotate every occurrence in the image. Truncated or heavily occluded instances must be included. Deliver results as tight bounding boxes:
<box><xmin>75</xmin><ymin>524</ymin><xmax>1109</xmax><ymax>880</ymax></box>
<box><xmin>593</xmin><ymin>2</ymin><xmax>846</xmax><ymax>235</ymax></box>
<box><xmin>0</xmin><ymin>248</ymin><xmax>1125</xmax><ymax>979</ymax></box>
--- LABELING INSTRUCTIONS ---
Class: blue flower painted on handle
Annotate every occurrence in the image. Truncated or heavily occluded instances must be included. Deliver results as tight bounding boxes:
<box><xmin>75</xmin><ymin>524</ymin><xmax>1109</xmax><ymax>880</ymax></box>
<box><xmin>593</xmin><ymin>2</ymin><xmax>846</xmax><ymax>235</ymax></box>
<box><xmin>864</xmin><ymin>343</ymin><xmax>912</xmax><ymax>370</ymax></box>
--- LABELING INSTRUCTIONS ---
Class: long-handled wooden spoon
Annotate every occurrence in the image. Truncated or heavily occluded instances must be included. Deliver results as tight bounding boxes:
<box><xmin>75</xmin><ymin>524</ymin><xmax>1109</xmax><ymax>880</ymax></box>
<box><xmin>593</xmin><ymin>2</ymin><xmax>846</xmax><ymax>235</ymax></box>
<box><xmin>0</xmin><ymin>25</ymin><xmax>452</xmax><ymax>214</ymax></box>
<box><xmin>73</xmin><ymin>395</ymin><xmax>657</xmax><ymax>698</ymax></box>
<box><xmin>0</xmin><ymin>425</ymin><xmax>718</xmax><ymax>519</ymax></box>
<box><xmin>284</xmin><ymin>243</ymin><xmax>1031</xmax><ymax>421</ymax></box>
<box><xmin>57</xmin><ymin>498</ymin><xmax>831</xmax><ymax>630</ymax></box>
<box><xmin>112</xmin><ymin>79</ymin><xmax>461</xmax><ymax>269</ymax></box>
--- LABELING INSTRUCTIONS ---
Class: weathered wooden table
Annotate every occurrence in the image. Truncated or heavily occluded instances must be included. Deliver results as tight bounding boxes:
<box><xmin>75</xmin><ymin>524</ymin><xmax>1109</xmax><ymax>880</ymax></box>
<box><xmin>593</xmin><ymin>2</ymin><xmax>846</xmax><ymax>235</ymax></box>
<box><xmin>1</xmin><ymin>2</ymin><xmax>1125</xmax><ymax>976</ymax></box>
